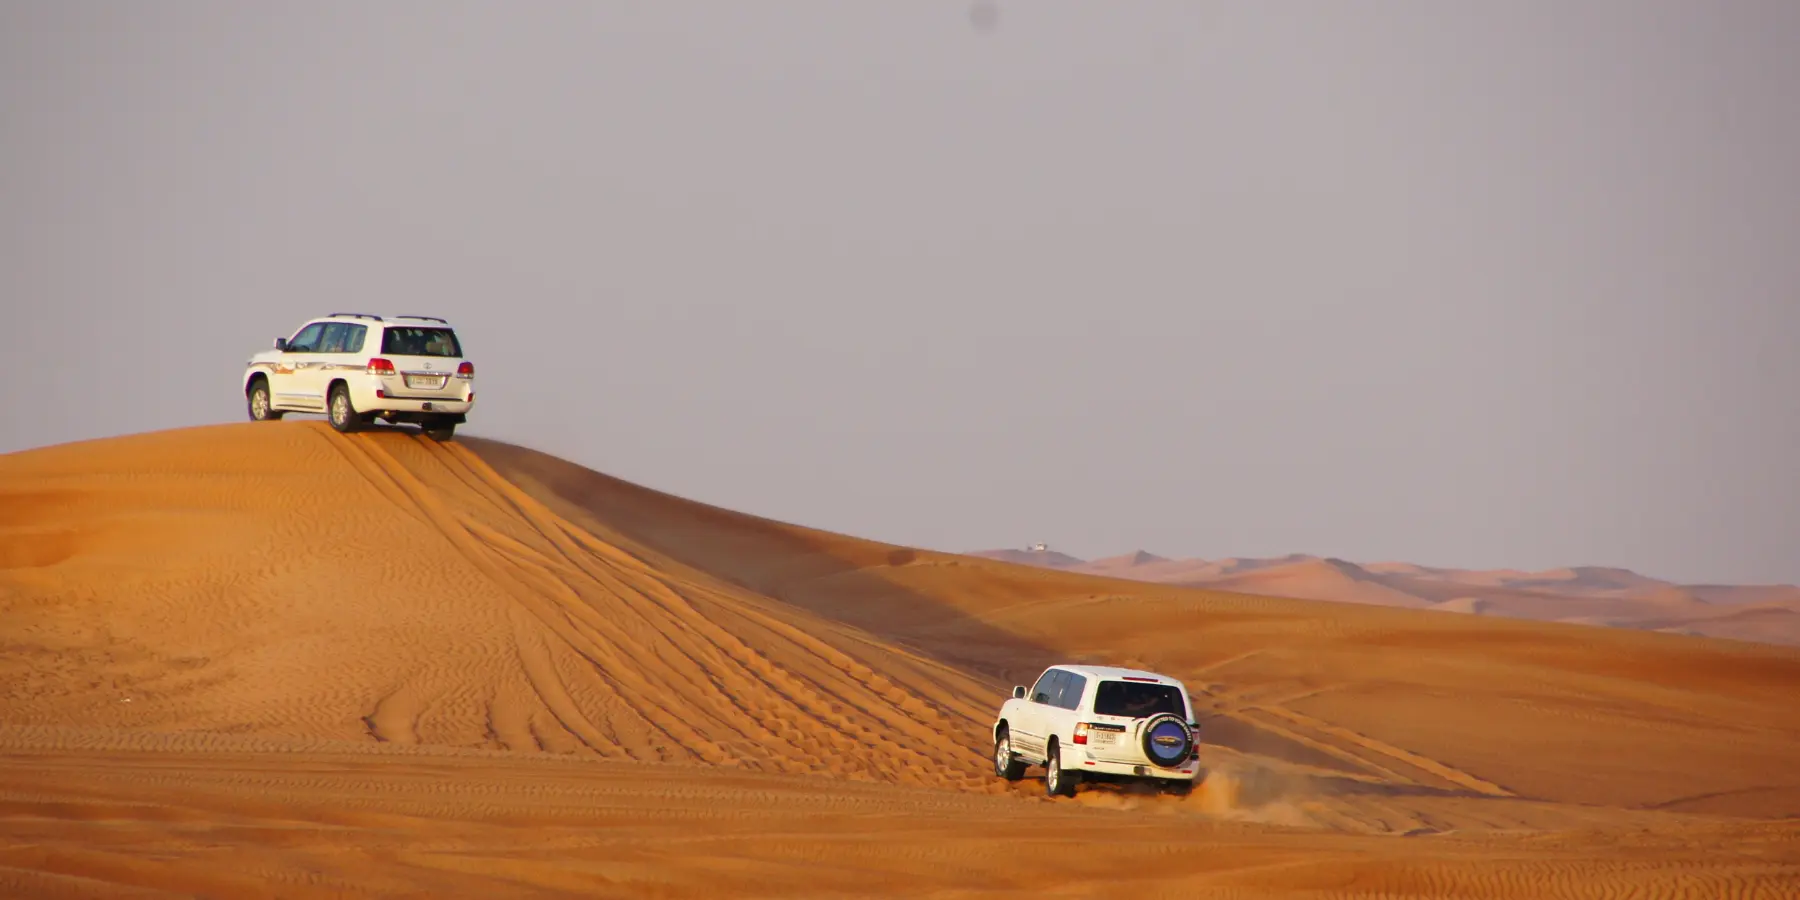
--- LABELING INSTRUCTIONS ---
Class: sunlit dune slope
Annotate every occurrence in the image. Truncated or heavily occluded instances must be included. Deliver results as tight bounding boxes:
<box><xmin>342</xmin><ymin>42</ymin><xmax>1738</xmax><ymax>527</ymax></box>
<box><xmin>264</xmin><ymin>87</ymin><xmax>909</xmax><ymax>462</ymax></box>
<box><xmin>0</xmin><ymin>422</ymin><xmax>1001</xmax><ymax>791</ymax></box>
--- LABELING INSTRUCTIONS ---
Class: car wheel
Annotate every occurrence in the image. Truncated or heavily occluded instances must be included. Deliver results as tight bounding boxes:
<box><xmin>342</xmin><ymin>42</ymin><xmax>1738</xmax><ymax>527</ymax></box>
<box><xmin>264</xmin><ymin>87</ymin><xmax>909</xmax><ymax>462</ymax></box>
<box><xmin>328</xmin><ymin>383</ymin><xmax>362</xmax><ymax>433</ymax></box>
<box><xmin>1044</xmin><ymin>742</ymin><xmax>1078</xmax><ymax>798</ymax></box>
<box><xmin>422</xmin><ymin>422</ymin><xmax>456</xmax><ymax>442</ymax></box>
<box><xmin>993</xmin><ymin>727</ymin><xmax>1026</xmax><ymax>781</ymax></box>
<box><xmin>246</xmin><ymin>378</ymin><xmax>282</xmax><ymax>421</ymax></box>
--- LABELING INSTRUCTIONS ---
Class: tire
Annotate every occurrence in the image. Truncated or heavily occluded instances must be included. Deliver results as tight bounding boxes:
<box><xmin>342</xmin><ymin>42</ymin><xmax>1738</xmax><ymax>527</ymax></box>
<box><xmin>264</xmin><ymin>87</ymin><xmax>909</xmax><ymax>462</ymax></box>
<box><xmin>422</xmin><ymin>422</ymin><xmax>456</xmax><ymax>442</ymax></box>
<box><xmin>1159</xmin><ymin>779</ymin><xmax>1195</xmax><ymax>797</ymax></box>
<box><xmin>1044</xmin><ymin>742</ymin><xmax>1079</xmax><ymax>798</ymax></box>
<box><xmin>327</xmin><ymin>382</ymin><xmax>363</xmax><ymax>433</ymax></box>
<box><xmin>246</xmin><ymin>378</ymin><xmax>282</xmax><ymax>421</ymax></box>
<box><xmin>1140</xmin><ymin>713</ymin><xmax>1195</xmax><ymax>769</ymax></box>
<box><xmin>993</xmin><ymin>727</ymin><xmax>1026</xmax><ymax>782</ymax></box>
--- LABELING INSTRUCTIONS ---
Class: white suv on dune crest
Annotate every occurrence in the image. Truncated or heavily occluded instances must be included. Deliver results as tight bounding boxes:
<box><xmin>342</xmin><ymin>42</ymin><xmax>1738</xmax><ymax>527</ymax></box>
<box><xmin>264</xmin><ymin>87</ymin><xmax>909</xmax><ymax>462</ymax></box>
<box><xmin>243</xmin><ymin>314</ymin><xmax>475</xmax><ymax>441</ymax></box>
<box><xmin>991</xmin><ymin>664</ymin><xmax>1202</xmax><ymax>797</ymax></box>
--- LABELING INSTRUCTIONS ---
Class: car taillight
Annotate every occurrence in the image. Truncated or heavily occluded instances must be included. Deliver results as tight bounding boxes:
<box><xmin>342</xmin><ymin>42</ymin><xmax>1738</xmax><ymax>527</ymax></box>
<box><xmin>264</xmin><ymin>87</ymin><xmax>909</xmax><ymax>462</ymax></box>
<box><xmin>456</xmin><ymin>361</ymin><xmax>474</xmax><ymax>379</ymax></box>
<box><xmin>367</xmin><ymin>358</ymin><xmax>396</xmax><ymax>376</ymax></box>
<box><xmin>1073</xmin><ymin>723</ymin><xmax>1090</xmax><ymax>745</ymax></box>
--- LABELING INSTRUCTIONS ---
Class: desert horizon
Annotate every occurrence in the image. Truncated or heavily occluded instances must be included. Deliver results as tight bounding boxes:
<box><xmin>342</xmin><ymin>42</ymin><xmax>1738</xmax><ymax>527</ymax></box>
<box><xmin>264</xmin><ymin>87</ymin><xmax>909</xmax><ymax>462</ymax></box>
<box><xmin>2</xmin><ymin>420</ymin><xmax>1797</xmax><ymax>897</ymax></box>
<box><xmin>967</xmin><ymin>546</ymin><xmax>1800</xmax><ymax>648</ymax></box>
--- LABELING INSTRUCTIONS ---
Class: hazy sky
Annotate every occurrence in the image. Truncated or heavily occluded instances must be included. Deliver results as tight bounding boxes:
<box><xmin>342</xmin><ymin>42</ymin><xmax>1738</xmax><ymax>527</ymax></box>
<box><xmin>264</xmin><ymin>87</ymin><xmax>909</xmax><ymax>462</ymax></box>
<box><xmin>5</xmin><ymin>1</ymin><xmax>1798</xmax><ymax>585</ymax></box>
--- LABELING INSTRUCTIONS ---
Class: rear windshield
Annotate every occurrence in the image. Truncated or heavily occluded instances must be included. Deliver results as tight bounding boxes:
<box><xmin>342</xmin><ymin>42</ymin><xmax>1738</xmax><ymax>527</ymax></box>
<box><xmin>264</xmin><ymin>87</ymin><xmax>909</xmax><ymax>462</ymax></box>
<box><xmin>382</xmin><ymin>326</ymin><xmax>461</xmax><ymax>357</ymax></box>
<box><xmin>1093</xmin><ymin>680</ymin><xmax>1187</xmax><ymax>719</ymax></box>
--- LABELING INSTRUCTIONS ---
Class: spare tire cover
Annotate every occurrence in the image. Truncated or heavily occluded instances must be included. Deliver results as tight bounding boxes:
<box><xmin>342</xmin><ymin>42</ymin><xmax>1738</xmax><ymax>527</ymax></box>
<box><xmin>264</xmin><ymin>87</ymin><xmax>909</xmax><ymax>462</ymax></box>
<box><xmin>1141</xmin><ymin>713</ymin><xmax>1193</xmax><ymax>768</ymax></box>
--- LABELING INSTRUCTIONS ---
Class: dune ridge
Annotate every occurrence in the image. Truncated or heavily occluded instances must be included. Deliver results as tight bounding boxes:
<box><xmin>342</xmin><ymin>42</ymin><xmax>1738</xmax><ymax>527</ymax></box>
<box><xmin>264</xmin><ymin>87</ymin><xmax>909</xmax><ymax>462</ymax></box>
<box><xmin>3</xmin><ymin>422</ymin><xmax>1799</xmax><ymax>897</ymax></box>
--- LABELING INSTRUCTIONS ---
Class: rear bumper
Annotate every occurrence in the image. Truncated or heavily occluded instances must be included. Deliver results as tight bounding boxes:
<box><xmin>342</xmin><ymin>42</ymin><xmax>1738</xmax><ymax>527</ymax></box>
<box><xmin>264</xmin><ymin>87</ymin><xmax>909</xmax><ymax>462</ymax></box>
<box><xmin>1077</xmin><ymin>750</ymin><xmax>1199</xmax><ymax>781</ymax></box>
<box><xmin>371</xmin><ymin>396</ymin><xmax>473</xmax><ymax>414</ymax></box>
<box><xmin>346</xmin><ymin>377</ymin><xmax>473</xmax><ymax>417</ymax></box>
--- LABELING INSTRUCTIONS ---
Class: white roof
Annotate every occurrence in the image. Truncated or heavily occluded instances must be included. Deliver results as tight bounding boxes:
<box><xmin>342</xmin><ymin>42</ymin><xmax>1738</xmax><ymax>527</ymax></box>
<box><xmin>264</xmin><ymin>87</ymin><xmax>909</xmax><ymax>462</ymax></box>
<box><xmin>315</xmin><ymin>314</ymin><xmax>456</xmax><ymax>327</ymax></box>
<box><xmin>1051</xmin><ymin>664</ymin><xmax>1183</xmax><ymax>685</ymax></box>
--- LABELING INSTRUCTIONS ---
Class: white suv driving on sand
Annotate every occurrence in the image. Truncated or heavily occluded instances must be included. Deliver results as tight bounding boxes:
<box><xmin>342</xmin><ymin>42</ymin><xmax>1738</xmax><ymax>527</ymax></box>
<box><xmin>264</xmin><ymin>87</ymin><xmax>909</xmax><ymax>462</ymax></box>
<box><xmin>243</xmin><ymin>314</ymin><xmax>475</xmax><ymax>441</ymax></box>
<box><xmin>991</xmin><ymin>665</ymin><xmax>1201</xmax><ymax>797</ymax></box>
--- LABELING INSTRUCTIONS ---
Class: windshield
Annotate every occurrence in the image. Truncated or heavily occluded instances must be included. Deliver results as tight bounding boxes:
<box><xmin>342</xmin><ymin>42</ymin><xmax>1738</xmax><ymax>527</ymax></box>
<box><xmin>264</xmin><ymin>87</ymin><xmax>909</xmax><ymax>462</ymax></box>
<box><xmin>1092</xmin><ymin>680</ymin><xmax>1187</xmax><ymax>719</ymax></box>
<box><xmin>381</xmin><ymin>326</ymin><xmax>461</xmax><ymax>357</ymax></box>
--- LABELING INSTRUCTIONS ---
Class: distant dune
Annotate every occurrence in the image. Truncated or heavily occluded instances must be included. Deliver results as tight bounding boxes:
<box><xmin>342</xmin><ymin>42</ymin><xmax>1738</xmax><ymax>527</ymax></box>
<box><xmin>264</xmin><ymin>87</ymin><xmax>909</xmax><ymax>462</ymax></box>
<box><xmin>3</xmin><ymin>423</ymin><xmax>1799</xmax><ymax>897</ymax></box>
<box><xmin>1193</xmin><ymin>557</ymin><xmax>1433</xmax><ymax>610</ymax></box>
<box><xmin>968</xmin><ymin>548</ymin><xmax>1800</xmax><ymax>648</ymax></box>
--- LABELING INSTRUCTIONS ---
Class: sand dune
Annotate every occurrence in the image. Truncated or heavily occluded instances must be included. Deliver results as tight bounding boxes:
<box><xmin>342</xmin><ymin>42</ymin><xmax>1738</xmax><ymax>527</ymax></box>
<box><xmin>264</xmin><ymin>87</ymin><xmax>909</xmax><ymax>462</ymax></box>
<box><xmin>0</xmin><ymin>423</ymin><xmax>998</xmax><ymax>789</ymax></box>
<box><xmin>972</xmin><ymin>549</ymin><xmax>1800</xmax><ymax>647</ymax></box>
<box><xmin>4</xmin><ymin>422</ymin><xmax>1800</xmax><ymax>897</ymax></box>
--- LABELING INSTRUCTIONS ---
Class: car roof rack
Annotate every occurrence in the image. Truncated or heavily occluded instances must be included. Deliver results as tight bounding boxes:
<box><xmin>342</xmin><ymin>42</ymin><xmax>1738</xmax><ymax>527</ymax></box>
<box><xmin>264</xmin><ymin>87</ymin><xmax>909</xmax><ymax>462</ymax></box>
<box><xmin>328</xmin><ymin>312</ymin><xmax>384</xmax><ymax>321</ymax></box>
<box><xmin>393</xmin><ymin>315</ymin><xmax>448</xmax><ymax>324</ymax></box>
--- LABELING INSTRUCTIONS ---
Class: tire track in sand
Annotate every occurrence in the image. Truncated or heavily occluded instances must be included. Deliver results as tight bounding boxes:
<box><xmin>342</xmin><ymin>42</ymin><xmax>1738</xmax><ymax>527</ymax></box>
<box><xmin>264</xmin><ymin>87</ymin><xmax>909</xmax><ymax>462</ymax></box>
<box><xmin>437</xmin><ymin>437</ymin><xmax>999</xmax><ymax>784</ymax></box>
<box><xmin>1248</xmin><ymin>704</ymin><xmax>1516</xmax><ymax>798</ymax></box>
<box><xmin>1197</xmin><ymin>674</ymin><xmax>1517</xmax><ymax>799</ymax></box>
<box><xmin>321</xmin><ymin>430</ymin><xmax>727</xmax><ymax>763</ymax></box>
<box><xmin>432</xmin><ymin>438</ymin><xmax>998</xmax><ymax>776</ymax></box>
<box><xmin>427</xmin><ymin>444</ymin><xmax>918</xmax><ymax>774</ymax></box>
<box><xmin>316</xmin><ymin>426</ymin><xmax>995</xmax><ymax>788</ymax></box>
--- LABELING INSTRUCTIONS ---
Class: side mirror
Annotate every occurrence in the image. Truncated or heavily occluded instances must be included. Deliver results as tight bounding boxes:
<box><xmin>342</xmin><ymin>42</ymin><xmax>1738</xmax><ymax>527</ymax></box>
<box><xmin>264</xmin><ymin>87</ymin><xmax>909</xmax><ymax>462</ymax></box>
<box><xmin>1011</xmin><ymin>685</ymin><xmax>1026</xmax><ymax>699</ymax></box>
<box><xmin>273</xmin><ymin>337</ymin><xmax>288</xmax><ymax>351</ymax></box>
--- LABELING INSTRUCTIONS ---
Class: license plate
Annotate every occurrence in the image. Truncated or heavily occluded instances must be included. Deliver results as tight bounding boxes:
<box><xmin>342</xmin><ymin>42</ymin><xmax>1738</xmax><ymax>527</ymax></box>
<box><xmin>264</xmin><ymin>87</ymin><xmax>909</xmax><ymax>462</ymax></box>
<box><xmin>1091</xmin><ymin>730</ymin><xmax>1119</xmax><ymax>745</ymax></box>
<box><xmin>404</xmin><ymin>374</ymin><xmax>447</xmax><ymax>390</ymax></box>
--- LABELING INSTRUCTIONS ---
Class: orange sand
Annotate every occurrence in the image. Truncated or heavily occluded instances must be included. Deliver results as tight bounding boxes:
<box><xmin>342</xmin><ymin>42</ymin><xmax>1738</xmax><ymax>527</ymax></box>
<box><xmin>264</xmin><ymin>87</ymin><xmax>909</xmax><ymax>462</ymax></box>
<box><xmin>2</xmin><ymin>422</ymin><xmax>1797</xmax><ymax>898</ymax></box>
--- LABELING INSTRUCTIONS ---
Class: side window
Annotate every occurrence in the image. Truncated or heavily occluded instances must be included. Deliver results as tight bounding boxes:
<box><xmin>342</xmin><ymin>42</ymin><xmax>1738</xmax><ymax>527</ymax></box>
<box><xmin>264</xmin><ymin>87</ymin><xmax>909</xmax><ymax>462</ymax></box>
<box><xmin>345</xmin><ymin>324</ymin><xmax>367</xmax><ymax>354</ymax></box>
<box><xmin>1030</xmin><ymin>669</ymin><xmax>1060</xmax><ymax>704</ymax></box>
<box><xmin>319</xmin><ymin>323</ymin><xmax>351</xmax><ymax>353</ymax></box>
<box><xmin>287</xmin><ymin>323</ymin><xmax>325</xmax><ymax>353</ymax></box>
<box><xmin>1057</xmin><ymin>673</ymin><xmax>1087</xmax><ymax>710</ymax></box>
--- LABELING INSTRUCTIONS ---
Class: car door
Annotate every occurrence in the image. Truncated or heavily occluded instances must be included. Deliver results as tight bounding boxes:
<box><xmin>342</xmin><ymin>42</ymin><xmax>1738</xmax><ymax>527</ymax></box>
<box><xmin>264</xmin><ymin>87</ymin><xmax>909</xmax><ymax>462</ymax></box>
<box><xmin>313</xmin><ymin>322</ymin><xmax>364</xmax><ymax>398</ymax></box>
<box><xmin>293</xmin><ymin>322</ymin><xmax>355</xmax><ymax>409</ymax></box>
<box><xmin>270</xmin><ymin>321</ymin><xmax>327</xmax><ymax>410</ymax></box>
<box><xmin>1056</xmin><ymin>671</ymin><xmax>1087</xmax><ymax>718</ymax></box>
<box><xmin>1045</xmin><ymin>670</ymin><xmax>1086</xmax><ymax>751</ymax></box>
<box><xmin>1013</xmin><ymin>668</ymin><xmax>1063</xmax><ymax>761</ymax></box>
